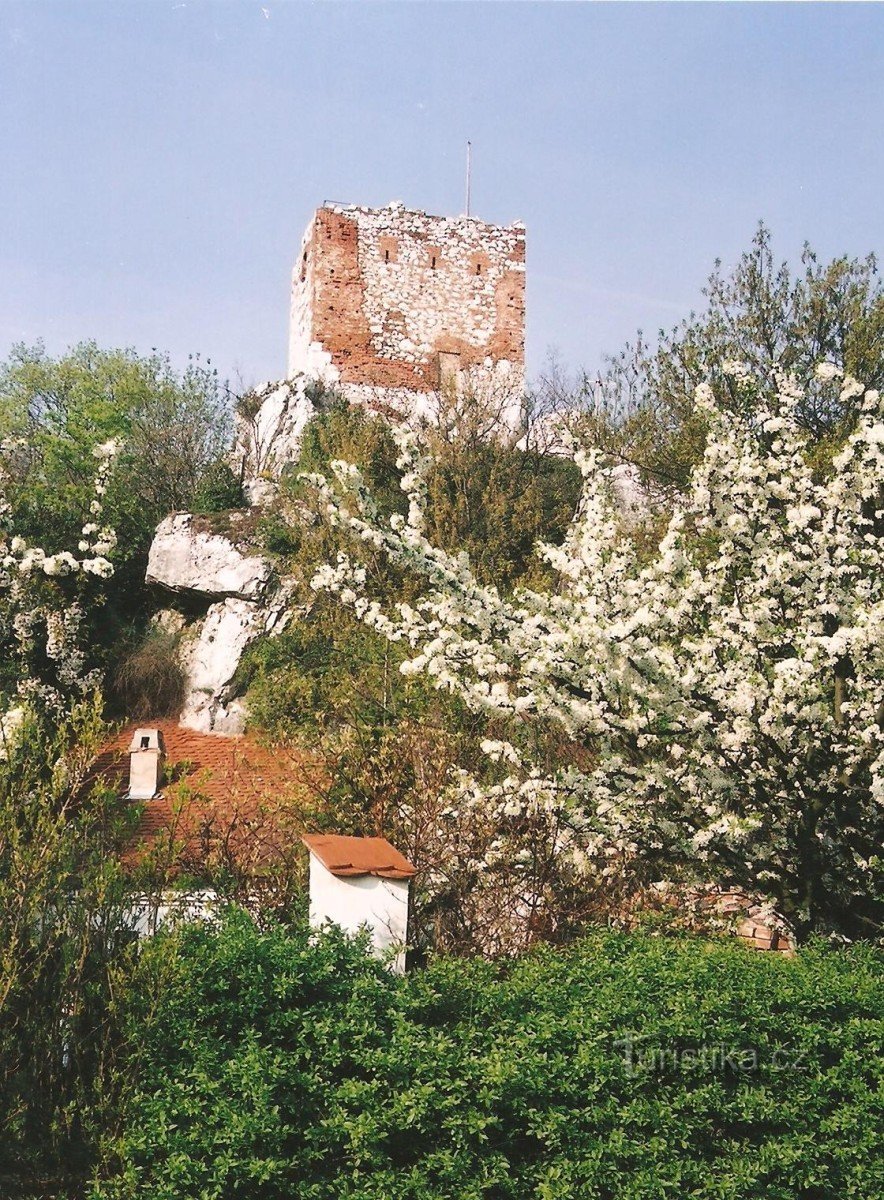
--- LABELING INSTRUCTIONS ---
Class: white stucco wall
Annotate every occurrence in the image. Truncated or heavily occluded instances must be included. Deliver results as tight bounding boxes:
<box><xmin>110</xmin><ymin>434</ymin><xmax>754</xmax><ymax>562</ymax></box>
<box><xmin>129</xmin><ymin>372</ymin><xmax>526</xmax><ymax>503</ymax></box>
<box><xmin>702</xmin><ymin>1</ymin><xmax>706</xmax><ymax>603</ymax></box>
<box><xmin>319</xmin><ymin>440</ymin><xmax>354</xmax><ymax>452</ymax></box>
<box><xmin>126</xmin><ymin>889</ymin><xmax>220</xmax><ymax>937</ymax></box>
<box><xmin>307</xmin><ymin>854</ymin><xmax>410</xmax><ymax>973</ymax></box>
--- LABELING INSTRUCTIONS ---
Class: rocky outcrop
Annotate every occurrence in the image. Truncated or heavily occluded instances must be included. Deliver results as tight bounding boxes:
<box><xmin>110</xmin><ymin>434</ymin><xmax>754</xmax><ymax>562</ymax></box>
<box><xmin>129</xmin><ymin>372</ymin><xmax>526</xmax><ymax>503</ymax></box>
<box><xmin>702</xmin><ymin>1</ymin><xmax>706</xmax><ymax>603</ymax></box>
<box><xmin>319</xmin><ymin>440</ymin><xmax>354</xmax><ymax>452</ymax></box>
<box><xmin>147</xmin><ymin>514</ymin><xmax>274</xmax><ymax>600</ymax></box>
<box><xmin>230</xmin><ymin>377</ymin><xmax>316</xmax><ymax>498</ymax></box>
<box><xmin>177</xmin><ymin>591</ymin><xmax>293</xmax><ymax>735</ymax></box>
<box><xmin>145</xmin><ymin>514</ymin><xmax>294</xmax><ymax>736</ymax></box>
<box><xmin>144</xmin><ymin>376</ymin><xmax>327</xmax><ymax>737</ymax></box>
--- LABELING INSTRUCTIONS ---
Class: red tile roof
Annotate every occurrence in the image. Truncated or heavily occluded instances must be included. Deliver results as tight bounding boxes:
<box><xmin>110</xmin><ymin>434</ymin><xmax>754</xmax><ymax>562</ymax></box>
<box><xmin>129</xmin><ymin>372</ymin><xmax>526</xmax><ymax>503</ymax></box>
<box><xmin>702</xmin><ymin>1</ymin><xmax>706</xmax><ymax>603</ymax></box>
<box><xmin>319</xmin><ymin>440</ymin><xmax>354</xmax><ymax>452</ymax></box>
<box><xmin>91</xmin><ymin>720</ymin><xmax>325</xmax><ymax>877</ymax></box>
<box><xmin>302</xmin><ymin>833</ymin><xmax>416</xmax><ymax>880</ymax></box>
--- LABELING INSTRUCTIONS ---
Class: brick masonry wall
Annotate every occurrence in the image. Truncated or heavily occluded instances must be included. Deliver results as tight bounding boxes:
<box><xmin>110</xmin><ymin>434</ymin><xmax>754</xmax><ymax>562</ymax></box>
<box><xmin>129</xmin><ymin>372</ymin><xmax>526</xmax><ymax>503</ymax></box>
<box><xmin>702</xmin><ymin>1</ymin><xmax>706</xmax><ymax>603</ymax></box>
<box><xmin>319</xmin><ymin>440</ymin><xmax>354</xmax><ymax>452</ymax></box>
<box><xmin>288</xmin><ymin>202</ymin><xmax>526</xmax><ymax>404</ymax></box>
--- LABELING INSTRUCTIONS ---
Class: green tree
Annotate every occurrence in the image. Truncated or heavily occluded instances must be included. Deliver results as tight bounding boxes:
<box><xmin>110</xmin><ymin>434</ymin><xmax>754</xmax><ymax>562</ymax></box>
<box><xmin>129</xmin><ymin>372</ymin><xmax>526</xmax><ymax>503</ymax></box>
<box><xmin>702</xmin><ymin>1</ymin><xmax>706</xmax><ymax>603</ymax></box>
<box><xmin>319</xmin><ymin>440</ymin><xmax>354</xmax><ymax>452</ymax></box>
<box><xmin>0</xmin><ymin>341</ymin><xmax>235</xmax><ymax>679</ymax></box>
<box><xmin>284</xmin><ymin>389</ymin><xmax>580</xmax><ymax>596</ymax></box>
<box><xmin>0</xmin><ymin>696</ymin><xmax>139</xmax><ymax>1196</ymax></box>
<box><xmin>570</xmin><ymin>224</ymin><xmax>884</xmax><ymax>490</ymax></box>
<box><xmin>246</xmin><ymin>396</ymin><xmax>579</xmax><ymax>774</ymax></box>
<box><xmin>0</xmin><ymin>340</ymin><xmax>234</xmax><ymax>543</ymax></box>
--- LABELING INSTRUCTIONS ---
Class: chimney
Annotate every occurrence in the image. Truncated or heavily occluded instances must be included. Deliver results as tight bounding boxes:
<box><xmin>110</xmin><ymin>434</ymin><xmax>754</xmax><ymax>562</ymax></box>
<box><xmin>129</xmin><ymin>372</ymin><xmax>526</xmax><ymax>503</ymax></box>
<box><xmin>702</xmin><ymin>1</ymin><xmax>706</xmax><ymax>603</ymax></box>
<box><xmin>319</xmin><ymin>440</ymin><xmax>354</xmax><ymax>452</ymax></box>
<box><xmin>300</xmin><ymin>834</ymin><xmax>416</xmax><ymax>973</ymax></box>
<box><xmin>127</xmin><ymin>728</ymin><xmax>165</xmax><ymax>800</ymax></box>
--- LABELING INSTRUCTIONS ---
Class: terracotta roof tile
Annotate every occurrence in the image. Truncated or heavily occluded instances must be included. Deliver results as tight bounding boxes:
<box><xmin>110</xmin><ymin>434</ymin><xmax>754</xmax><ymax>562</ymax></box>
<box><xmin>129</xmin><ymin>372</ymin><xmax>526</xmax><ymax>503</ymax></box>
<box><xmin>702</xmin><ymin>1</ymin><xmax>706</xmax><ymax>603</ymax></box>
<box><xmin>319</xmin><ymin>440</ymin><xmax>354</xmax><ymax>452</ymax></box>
<box><xmin>302</xmin><ymin>833</ymin><xmax>416</xmax><ymax>880</ymax></box>
<box><xmin>91</xmin><ymin>720</ymin><xmax>326</xmax><ymax>877</ymax></box>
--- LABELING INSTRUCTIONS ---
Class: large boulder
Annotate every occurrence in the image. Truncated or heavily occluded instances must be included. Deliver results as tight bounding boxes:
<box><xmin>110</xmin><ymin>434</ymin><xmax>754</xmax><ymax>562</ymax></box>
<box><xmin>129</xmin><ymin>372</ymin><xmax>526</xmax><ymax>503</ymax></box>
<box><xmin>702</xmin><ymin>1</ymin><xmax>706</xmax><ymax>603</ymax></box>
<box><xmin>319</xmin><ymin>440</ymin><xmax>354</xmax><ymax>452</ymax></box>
<box><xmin>147</xmin><ymin>513</ymin><xmax>273</xmax><ymax>600</ymax></box>
<box><xmin>145</xmin><ymin>511</ymin><xmax>295</xmax><ymax>735</ymax></box>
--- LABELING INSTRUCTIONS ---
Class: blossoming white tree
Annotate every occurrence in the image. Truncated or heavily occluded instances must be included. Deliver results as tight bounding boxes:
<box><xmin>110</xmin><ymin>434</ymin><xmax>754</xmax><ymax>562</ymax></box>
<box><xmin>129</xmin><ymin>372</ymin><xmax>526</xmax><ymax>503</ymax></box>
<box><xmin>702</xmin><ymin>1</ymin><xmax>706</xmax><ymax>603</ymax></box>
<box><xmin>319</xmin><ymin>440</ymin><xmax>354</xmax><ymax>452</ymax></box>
<box><xmin>0</xmin><ymin>433</ymin><xmax>134</xmax><ymax>1180</ymax></box>
<box><xmin>0</xmin><ymin>436</ymin><xmax>120</xmax><ymax>742</ymax></box>
<box><xmin>306</xmin><ymin>366</ymin><xmax>884</xmax><ymax>942</ymax></box>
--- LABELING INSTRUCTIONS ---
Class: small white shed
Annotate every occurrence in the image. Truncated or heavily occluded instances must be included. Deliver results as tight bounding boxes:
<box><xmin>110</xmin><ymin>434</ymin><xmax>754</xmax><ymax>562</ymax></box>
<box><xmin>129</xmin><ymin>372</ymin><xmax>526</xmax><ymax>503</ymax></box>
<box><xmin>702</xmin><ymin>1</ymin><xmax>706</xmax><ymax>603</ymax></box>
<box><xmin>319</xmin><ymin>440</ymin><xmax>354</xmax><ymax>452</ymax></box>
<box><xmin>301</xmin><ymin>834</ymin><xmax>416</xmax><ymax>973</ymax></box>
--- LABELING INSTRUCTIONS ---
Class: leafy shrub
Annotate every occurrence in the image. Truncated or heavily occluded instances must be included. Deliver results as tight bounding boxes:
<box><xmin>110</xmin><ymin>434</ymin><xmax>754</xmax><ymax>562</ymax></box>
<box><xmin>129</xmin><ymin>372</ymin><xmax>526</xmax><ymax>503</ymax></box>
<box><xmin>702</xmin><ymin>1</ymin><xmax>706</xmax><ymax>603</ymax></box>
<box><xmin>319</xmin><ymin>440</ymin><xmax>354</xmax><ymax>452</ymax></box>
<box><xmin>192</xmin><ymin>461</ymin><xmax>246</xmax><ymax>513</ymax></box>
<box><xmin>0</xmin><ymin>697</ymin><xmax>140</xmax><ymax>1198</ymax></box>
<box><xmin>95</xmin><ymin>918</ymin><xmax>884</xmax><ymax>1199</ymax></box>
<box><xmin>274</xmin><ymin>397</ymin><xmax>580</xmax><ymax>596</ymax></box>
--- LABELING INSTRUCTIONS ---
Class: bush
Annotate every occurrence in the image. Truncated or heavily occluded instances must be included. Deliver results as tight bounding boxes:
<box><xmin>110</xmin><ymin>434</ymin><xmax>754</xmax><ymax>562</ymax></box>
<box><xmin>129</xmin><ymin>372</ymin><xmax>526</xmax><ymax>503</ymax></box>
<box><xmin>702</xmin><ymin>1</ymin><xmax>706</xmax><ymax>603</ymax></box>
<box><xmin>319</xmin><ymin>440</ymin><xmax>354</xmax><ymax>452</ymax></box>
<box><xmin>278</xmin><ymin>397</ymin><xmax>581</xmax><ymax>596</ymax></box>
<box><xmin>95</xmin><ymin>918</ymin><xmax>884</xmax><ymax>1199</ymax></box>
<box><xmin>192</xmin><ymin>461</ymin><xmax>246</xmax><ymax>514</ymax></box>
<box><xmin>0</xmin><ymin>698</ymin><xmax>139</xmax><ymax>1198</ymax></box>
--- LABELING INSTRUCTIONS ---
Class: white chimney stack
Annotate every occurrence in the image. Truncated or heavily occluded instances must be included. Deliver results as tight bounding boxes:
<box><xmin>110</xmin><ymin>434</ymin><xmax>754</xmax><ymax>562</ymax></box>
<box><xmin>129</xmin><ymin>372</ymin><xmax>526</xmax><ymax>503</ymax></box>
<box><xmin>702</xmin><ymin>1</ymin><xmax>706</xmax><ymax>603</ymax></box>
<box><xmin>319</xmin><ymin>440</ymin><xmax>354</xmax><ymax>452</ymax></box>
<box><xmin>127</xmin><ymin>728</ymin><xmax>165</xmax><ymax>800</ymax></box>
<box><xmin>301</xmin><ymin>834</ymin><xmax>416</xmax><ymax>973</ymax></box>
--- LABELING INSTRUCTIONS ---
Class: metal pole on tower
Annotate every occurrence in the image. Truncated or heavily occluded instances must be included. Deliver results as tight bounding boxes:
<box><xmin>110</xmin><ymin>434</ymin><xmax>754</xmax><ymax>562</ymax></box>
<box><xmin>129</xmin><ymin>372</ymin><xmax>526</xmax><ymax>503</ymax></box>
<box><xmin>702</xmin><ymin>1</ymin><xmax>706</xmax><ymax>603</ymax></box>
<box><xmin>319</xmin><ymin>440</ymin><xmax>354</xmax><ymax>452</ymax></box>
<box><xmin>465</xmin><ymin>141</ymin><xmax>472</xmax><ymax>217</ymax></box>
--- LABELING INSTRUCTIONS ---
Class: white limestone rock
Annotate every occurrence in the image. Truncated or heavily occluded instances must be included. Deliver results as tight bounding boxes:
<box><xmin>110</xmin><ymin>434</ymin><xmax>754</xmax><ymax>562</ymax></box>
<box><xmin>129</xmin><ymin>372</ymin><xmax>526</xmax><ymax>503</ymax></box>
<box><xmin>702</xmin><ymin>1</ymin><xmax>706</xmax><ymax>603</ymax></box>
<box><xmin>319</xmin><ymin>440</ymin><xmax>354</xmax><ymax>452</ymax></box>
<box><xmin>243</xmin><ymin>478</ymin><xmax>280</xmax><ymax>508</ymax></box>
<box><xmin>146</xmin><ymin>514</ymin><xmax>273</xmax><ymax>600</ymax></box>
<box><xmin>177</xmin><ymin>598</ymin><xmax>265</xmax><ymax>735</ymax></box>
<box><xmin>150</xmin><ymin>608</ymin><xmax>188</xmax><ymax>636</ymax></box>
<box><xmin>145</xmin><ymin>511</ymin><xmax>297</xmax><ymax>735</ymax></box>
<box><xmin>174</xmin><ymin>583</ymin><xmax>298</xmax><ymax>736</ymax></box>
<box><xmin>231</xmin><ymin>377</ymin><xmax>316</xmax><ymax>496</ymax></box>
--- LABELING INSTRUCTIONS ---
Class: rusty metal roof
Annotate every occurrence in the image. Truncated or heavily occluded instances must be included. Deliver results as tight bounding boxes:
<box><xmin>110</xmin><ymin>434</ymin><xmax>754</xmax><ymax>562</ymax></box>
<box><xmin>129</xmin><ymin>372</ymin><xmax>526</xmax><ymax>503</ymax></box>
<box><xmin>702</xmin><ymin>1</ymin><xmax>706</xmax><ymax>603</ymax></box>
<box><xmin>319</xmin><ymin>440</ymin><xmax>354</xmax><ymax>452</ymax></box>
<box><xmin>301</xmin><ymin>834</ymin><xmax>416</xmax><ymax>880</ymax></box>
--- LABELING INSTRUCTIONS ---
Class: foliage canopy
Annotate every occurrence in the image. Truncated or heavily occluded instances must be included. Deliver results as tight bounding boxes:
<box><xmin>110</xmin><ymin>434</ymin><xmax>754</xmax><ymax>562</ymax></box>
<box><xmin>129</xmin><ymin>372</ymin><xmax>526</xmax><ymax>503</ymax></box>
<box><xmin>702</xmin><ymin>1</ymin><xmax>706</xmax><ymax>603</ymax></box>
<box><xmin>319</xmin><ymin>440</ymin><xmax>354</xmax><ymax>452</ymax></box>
<box><xmin>96</xmin><ymin>915</ymin><xmax>884</xmax><ymax>1200</ymax></box>
<box><xmin>573</xmin><ymin>225</ymin><xmax>884</xmax><ymax>490</ymax></box>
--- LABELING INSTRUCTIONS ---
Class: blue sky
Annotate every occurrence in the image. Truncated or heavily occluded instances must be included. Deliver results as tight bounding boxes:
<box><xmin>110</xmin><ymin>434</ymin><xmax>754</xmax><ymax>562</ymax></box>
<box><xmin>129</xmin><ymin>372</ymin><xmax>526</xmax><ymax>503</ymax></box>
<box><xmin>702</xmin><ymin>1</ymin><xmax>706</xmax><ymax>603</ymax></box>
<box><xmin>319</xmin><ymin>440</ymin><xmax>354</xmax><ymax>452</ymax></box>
<box><xmin>2</xmin><ymin>2</ymin><xmax>883</xmax><ymax>390</ymax></box>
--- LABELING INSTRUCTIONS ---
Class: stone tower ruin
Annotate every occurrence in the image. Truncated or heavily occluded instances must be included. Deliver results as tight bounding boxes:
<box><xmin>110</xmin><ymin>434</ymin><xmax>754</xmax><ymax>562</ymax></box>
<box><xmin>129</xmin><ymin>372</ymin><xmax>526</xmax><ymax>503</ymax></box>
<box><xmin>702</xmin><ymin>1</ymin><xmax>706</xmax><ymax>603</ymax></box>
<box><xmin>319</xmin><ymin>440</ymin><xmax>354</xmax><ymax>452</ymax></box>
<box><xmin>288</xmin><ymin>201</ymin><xmax>526</xmax><ymax>418</ymax></box>
<box><xmin>148</xmin><ymin>202</ymin><xmax>527</xmax><ymax>736</ymax></box>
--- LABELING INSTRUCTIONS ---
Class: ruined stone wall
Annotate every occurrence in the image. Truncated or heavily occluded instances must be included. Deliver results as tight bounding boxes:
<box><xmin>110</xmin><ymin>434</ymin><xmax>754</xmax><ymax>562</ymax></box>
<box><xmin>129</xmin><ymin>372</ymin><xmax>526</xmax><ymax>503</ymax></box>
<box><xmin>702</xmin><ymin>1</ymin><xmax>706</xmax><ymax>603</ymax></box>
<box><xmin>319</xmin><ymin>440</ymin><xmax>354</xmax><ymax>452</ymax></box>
<box><xmin>288</xmin><ymin>202</ymin><xmax>525</xmax><ymax>410</ymax></box>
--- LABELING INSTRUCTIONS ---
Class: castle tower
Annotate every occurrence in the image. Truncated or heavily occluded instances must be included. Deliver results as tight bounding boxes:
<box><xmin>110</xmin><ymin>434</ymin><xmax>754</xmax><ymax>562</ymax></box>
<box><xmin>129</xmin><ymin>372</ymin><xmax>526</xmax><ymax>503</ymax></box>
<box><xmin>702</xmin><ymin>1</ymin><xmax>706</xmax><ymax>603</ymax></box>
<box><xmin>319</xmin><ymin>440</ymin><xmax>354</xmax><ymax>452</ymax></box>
<box><xmin>288</xmin><ymin>202</ymin><xmax>526</xmax><ymax>419</ymax></box>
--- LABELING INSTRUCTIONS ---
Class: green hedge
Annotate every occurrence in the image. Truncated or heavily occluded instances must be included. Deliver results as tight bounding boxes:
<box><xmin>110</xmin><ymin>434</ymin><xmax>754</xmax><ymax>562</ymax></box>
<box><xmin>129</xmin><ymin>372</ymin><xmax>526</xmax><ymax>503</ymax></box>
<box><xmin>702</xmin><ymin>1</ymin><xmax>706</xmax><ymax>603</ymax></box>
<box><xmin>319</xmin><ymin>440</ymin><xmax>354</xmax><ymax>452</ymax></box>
<box><xmin>95</xmin><ymin>915</ymin><xmax>884</xmax><ymax>1200</ymax></box>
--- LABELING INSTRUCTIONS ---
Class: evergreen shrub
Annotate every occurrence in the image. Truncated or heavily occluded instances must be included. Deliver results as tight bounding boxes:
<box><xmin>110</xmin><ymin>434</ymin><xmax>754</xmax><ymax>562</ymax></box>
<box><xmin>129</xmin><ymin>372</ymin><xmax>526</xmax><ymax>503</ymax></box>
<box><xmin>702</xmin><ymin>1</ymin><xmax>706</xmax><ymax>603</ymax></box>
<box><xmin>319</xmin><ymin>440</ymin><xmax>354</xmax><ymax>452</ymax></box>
<box><xmin>95</xmin><ymin>915</ymin><xmax>884</xmax><ymax>1200</ymax></box>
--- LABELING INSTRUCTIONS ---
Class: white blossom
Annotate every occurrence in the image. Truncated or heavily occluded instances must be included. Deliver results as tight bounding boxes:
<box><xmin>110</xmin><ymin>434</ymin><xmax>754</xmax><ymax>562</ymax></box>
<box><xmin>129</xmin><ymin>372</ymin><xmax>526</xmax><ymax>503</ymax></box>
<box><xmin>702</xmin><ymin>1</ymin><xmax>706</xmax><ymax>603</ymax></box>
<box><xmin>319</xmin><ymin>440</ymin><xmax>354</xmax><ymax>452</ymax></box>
<box><xmin>92</xmin><ymin>437</ymin><xmax>122</xmax><ymax>459</ymax></box>
<box><xmin>306</xmin><ymin>365</ymin><xmax>884</xmax><ymax>940</ymax></box>
<box><xmin>0</xmin><ymin>436</ymin><xmax>120</xmax><ymax>711</ymax></box>
<box><xmin>80</xmin><ymin>556</ymin><xmax>113</xmax><ymax>578</ymax></box>
<box><xmin>0</xmin><ymin>704</ymin><xmax>26</xmax><ymax>760</ymax></box>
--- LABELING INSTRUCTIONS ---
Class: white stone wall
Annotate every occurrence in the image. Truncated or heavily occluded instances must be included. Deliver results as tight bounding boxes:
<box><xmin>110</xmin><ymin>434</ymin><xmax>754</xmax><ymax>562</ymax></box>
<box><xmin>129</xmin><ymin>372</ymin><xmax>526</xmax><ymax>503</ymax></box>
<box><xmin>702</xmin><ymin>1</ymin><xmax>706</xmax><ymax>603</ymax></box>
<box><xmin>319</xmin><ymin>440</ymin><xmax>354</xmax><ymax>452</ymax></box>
<box><xmin>350</xmin><ymin>203</ymin><xmax>523</xmax><ymax>370</ymax></box>
<box><xmin>126</xmin><ymin>889</ymin><xmax>220</xmax><ymax>937</ymax></box>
